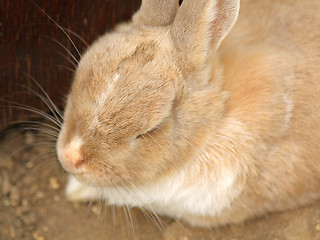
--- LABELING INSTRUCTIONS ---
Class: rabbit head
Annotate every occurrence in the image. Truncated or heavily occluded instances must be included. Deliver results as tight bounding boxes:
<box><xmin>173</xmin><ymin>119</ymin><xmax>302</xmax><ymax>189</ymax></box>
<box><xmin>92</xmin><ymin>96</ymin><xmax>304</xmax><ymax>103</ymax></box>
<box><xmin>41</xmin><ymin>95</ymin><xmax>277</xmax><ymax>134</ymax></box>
<box><xmin>56</xmin><ymin>0</ymin><xmax>240</xmax><ymax>187</ymax></box>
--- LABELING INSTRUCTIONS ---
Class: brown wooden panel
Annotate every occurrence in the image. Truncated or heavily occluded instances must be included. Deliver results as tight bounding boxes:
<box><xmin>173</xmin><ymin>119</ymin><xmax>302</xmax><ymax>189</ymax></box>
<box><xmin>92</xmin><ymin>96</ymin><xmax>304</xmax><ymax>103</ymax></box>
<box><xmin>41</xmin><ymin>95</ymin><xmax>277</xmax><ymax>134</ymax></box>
<box><xmin>0</xmin><ymin>0</ymin><xmax>141</xmax><ymax>131</ymax></box>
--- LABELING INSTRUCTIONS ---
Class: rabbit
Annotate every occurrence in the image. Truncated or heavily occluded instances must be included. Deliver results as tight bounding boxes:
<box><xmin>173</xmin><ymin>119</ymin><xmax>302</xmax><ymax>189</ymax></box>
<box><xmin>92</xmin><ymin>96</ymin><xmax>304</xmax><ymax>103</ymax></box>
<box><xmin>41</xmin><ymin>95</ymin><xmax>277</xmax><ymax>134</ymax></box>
<box><xmin>56</xmin><ymin>0</ymin><xmax>320</xmax><ymax>227</ymax></box>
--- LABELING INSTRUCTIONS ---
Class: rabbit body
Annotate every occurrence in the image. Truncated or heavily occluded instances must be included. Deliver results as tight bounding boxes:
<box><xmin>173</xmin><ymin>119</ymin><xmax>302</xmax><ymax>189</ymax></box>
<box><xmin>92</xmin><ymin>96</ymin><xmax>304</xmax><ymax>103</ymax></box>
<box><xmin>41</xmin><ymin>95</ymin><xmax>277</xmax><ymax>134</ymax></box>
<box><xmin>57</xmin><ymin>0</ymin><xmax>320</xmax><ymax>227</ymax></box>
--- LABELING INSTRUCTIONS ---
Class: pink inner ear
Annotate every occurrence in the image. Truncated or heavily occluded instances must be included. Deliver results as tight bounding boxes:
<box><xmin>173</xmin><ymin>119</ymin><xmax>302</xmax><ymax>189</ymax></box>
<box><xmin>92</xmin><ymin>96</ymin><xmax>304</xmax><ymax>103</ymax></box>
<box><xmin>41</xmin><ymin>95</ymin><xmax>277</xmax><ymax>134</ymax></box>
<box><xmin>207</xmin><ymin>0</ymin><xmax>239</xmax><ymax>52</ymax></box>
<box><xmin>209</xmin><ymin>1</ymin><xmax>224</xmax><ymax>34</ymax></box>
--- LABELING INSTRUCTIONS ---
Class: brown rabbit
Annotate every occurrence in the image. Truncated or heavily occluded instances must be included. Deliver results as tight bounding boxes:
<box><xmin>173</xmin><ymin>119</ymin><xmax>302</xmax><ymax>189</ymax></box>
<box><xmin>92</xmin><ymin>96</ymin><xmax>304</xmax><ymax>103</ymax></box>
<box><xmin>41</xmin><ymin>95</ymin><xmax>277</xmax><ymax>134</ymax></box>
<box><xmin>56</xmin><ymin>0</ymin><xmax>320</xmax><ymax>227</ymax></box>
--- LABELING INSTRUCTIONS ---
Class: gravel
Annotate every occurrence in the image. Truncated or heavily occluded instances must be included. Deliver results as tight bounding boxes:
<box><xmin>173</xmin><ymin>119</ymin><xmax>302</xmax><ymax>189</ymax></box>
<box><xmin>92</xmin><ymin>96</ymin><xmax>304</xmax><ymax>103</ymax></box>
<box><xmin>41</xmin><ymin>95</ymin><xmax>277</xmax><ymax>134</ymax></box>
<box><xmin>1</xmin><ymin>126</ymin><xmax>320</xmax><ymax>240</ymax></box>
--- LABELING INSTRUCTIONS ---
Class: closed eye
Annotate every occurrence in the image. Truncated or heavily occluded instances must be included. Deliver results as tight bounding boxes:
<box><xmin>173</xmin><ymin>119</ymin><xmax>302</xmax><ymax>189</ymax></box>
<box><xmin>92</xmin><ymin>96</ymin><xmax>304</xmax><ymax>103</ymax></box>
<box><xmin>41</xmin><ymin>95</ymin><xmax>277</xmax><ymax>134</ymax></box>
<box><xmin>136</xmin><ymin>125</ymin><xmax>160</xmax><ymax>139</ymax></box>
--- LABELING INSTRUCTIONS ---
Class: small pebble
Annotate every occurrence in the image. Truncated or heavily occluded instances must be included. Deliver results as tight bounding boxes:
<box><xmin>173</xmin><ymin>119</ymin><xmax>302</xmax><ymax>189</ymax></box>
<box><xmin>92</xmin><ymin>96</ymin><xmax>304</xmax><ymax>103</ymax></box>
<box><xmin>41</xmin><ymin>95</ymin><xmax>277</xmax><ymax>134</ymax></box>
<box><xmin>49</xmin><ymin>177</ymin><xmax>60</xmax><ymax>190</ymax></box>
<box><xmin>36</xmin><ymin>191</ymin><xmax>45</xmax><ymax>199</ymax></box>
<box><xmin>0</xmin><ymin>152</ymin><xmax>14</xmax><ymax>170</ymax></box>
<box><xmin>22</xmin><ymin>199</ymin><xmax>30</xmax><ymax>207</ymax></box>
<box><xmin>32</xmin><ymin>231</ymin><xmax>45</xmax><ymax>240</ymax></box>
<box><xmin>9</xmin><ymin>227</ymin><xmax>16</xmax><ymax>238</ymax></box>
<box><xmin>21</xmin><ymin>213</ymin><xmax>37</xmax><ymax>225</ymax></box>
<box><xmin>24</xmin><ymin>131</ymin><xmax>36</xmax><ymax>145</ymax></box>
<box><xmin>10</xmin><ymin>186</ymin><xmax>20</xmax><ymax>207</ymax></box>
<box><xmin>15</xmin><ymin>207</ymin><xmax>23</xmax><ymax>217</ymax></box>
<box><xmin>53</xmin><ymin>195</ymin><xmax>60</xmax><ymax>201</ymax></box>
<box><xmin>42</xmin><ymin>226</ymin><xmax>49</xmax><ymax>232</ymax></box>
<box><xmin>315</xmin><ymin>223</ymin><xmax>320</xmax><ymax>231</ymax></box>
<box><xmin>3</xmin><ymin>199</ymin><xmax>11</xmax><ymax>207</ymax></box>
<box><xmin>2</xmin><ymin>172</ymin><xmax>11</xmax><ymax>196</ymax></box>
<box><xmin>15</xmin><ymin>200</ymin><xmax>31</xmax><ymax>216</ymax></box>
<box><xmin>25</xmin><ymin>161</ymin><xmax>34</xmax><ymax>169</ymax></box>
<box><xmin>91</xmin><ymin>205</ymin><xmax>100</xmax><ymax>215</ymax></box>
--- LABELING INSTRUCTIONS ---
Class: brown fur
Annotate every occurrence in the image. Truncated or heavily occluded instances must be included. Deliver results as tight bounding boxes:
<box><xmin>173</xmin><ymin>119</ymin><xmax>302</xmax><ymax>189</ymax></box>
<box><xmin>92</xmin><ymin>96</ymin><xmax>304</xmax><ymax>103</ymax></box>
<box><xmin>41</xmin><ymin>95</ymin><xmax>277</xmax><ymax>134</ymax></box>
<box><xmin>57</xmin><ymin>0</ymin><xmax>320</xmax><ymax>227</ymax></box>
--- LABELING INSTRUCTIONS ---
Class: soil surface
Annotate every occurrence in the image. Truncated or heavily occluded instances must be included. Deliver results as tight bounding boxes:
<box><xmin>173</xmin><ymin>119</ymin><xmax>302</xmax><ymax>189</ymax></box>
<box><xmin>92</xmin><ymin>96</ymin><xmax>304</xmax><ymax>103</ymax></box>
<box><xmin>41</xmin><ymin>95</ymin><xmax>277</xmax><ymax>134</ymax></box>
<box><xmin>1</xmin><ymin>128</ymin><xmax>320</xmax><ymax>240</ymax></box>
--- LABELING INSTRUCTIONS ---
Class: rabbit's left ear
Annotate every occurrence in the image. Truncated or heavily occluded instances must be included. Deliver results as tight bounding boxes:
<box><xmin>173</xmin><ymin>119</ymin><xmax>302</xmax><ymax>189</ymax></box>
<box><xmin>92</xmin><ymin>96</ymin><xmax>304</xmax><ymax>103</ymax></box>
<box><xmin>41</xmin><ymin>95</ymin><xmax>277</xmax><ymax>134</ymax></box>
<box><xmin>133</xmin><ymin>0</ymin><xmax>179</xmax><ymax>27</ymax></box>
<box><xmin>170</xmin><ymin>0</ymin><xmax>240</xmax><ymax>71</ymax></box>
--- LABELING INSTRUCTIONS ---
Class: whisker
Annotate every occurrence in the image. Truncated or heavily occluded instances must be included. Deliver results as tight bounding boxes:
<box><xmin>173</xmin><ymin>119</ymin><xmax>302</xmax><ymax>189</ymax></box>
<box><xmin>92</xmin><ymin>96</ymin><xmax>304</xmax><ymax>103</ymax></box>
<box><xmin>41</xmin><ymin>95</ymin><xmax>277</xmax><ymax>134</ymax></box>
<box><xmin>146</xmin><ymin>132</ymin><xmax>165</xmax><ymax>152</ymax></box>
<box><xmin>23</xmin><ymin>74</ymin><xmax>64</xmax><ymax>123</ymax></box>
<box><xmin>154</xmin><ymin>126</ymin><xmax>165</xmax><ymax>133</ymax></box>
<box><xmin>0</xmin><ymin>100</ymin><xmax>61</xmax><ymax>128</ymax></box>
<box><xmin>12</xmin><ymin>149</ymin><xmax>59</xmax><ymax>174</ymax></box>
<box><xmin>16</xmin><ymin>23</ymin><xmax>89</xmax><ymax>47</ymax></box>
<box><xmin>94</xmin><ymin>191</ymin><xmax>105</xmax><ymax>228</ymax></box>
<box><xmin>14</xmin><ymin>83</ymin><xmax>62</xmax><ymax>126</ymax></box>
<box><xmin>102</xmin><ymin>196</ymin><xmax>108</xmax><ymax>235</ymax></box>
<box><xmin>9</xmin><ymin>122</ymin><xmax>60</xmax><ymax>138</ymax></box>
<box><xmin>57</xmin><ymin>64</ymin><xmax>76</xmax><ymax>74</ymax></box>
<box><xmin>85</xmin><ymin>199</ymin><xmax>94</xmax><ymax>222</ymax></box>
<box><xmin>112</xmin><ymin>205</ymin><xmax>116</xmax><ymax>235</ymax></box>
<box><xmin>125</xmin><ymin>205</ymin><xmax>136</xmax><ymax>240</ymax></box>
<box><xmin>184</xmin><ymin>139</ymin><xmax>196</xmax><ymax>149</ymax></box>
<box><xmin>113</xmin><ymin>185</ymin><xmax>136</xmax><ymax>240</ymax></box>
<box><xmin>56</xmin><ymin>52</ymin><xmax>78</xmax><ymax>70</ymax></box>
<box><xmin>42</xmin><ymin>35</ymin><xmax>79</xmax><ymax>65</ymax></box>
<box><xmin>141</xmin><ymin>134</ymin><xmax>148</xmax><ymax>144</ymax></box>
<box><xmin>29</xmin><ymin>151</ymin><xmax>58</xmax><ymax>168</ymax></box>
<box><xmin>1</xmin><ymin>130</ymin><xmax>56</xmax><ymax>152</ymax></box>
<box><xmin>6</xmin><ymin>120</ymin><xmax>60</xmax><ymax>134</ymax></box>
<box><xmin>17</xmin><ymin>127</ymin><xmax>59</xmax><ymax>138</ymax></box>
<box><xmin>31</xmin><ymin>0</ymin><xmax>82</xmax><ymax>59</ymax></box>
<box><xmin>122</xmin><ymin>179</ymin><xmax>189</xmax><ymax>239</ymax></box>
<box><xmin>62</xmin><ymin>27</ymin><xmax>89</xmax><ymax>48</ymax></box>
<box><xmin>118</xmin><ymin>179</ymin><xmax>169</xmax><ymax>236</ymax></box>
<box><xmin>100</xmin><ymin>170</ymin><xmax>135</xmax><ymax>239</ymax></box>
<box><xmin>122</xmin><ymin>205</ymin><xmax>131</xmax><ymax>239</ymax></box>
<box><xmin>21</xmin><ymin>140</ymin><xmax>57</xmax><ymax>150</ymax></box>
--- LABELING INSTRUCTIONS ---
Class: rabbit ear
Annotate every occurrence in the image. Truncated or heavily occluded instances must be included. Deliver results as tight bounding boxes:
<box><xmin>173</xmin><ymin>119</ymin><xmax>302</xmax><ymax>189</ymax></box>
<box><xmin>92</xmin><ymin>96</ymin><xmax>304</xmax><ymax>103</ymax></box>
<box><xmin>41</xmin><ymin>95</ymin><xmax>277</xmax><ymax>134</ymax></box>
<box><xmin>133</xmin><ymin>0</ymin><xmax>179</xmax><ymax>27</ymax></box>
<box><xmin>170</xmin><ymin>0</ymin><xmax>239</xmax><ymax>70</ymax></box>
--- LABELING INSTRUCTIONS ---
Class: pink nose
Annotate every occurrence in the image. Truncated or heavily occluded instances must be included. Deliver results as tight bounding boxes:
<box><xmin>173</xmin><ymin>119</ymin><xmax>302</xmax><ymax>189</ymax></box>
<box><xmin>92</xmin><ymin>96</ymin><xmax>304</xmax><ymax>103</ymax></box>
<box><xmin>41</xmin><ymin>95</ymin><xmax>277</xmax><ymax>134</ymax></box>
<box><xmin>61</xmin><ymin>147</ymin><xmax>85</xmax><ymax>174</ymax></box>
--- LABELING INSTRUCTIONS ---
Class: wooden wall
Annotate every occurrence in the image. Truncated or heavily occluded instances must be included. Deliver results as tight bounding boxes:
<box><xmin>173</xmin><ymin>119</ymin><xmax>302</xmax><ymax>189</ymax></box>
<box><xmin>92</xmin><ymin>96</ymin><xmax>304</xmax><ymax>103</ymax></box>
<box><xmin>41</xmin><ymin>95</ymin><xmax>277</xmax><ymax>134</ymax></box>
<box><xmin>0</xmin><ymin>0</ymin><xmax>141</xmax><ymax>131</ymax></box>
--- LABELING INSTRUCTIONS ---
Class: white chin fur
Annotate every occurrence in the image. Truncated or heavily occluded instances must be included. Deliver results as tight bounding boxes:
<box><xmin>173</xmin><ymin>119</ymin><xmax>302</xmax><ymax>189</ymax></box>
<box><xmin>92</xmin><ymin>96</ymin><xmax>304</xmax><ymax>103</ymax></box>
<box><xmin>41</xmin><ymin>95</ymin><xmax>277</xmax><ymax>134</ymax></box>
<box><xmin>65</xmin><ymin>174</ymin><xmax>101</xmax><ymax>202</ymax></box>
<box><xmin>65</xmin><ymin>163</ymin><xmax>241</xmax><ymax>221</ymax></box>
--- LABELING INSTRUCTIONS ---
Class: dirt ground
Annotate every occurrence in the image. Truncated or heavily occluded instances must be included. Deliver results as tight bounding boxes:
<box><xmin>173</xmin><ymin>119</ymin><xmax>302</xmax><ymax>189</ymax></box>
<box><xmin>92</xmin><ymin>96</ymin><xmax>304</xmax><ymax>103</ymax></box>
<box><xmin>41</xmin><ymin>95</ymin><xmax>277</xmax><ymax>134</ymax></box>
<box><xmin>1</xmin><ymin>128</ymin><xmax>320</xmax><ymax>240</ymax></box>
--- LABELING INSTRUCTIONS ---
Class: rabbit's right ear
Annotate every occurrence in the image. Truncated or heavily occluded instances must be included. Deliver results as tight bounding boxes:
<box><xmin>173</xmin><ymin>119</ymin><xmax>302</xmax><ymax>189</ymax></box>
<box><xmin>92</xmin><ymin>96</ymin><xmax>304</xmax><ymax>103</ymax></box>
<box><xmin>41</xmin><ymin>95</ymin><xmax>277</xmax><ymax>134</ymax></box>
<box><xmin>170</xmin><ymin>0</ymin><xmax>240</xmax><ymax>79</ymax></box>
<box><xmin>133</xmin><ymin>0</ymin><xmax>179</xmax><ymax>27</ymax></box>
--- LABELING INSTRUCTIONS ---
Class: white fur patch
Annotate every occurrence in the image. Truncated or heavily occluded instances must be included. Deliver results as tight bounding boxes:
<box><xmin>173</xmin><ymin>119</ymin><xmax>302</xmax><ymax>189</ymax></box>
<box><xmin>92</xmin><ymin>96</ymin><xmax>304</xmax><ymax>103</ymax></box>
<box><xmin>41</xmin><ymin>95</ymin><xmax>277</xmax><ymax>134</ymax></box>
<box><xmin>91</xmin><ymin>73</ymin><xmax>120</xmax><ymax>128</ymax></box>
<box><xmin>96</xmin><ymin>73</ymin><xmax>120</xmax><ymax>109</ymax></box>
<box><xmin>101</xmin><ymin>160</ymin><xmax>239</xmax><ymax>220</ymax></box>
<box><xmin>282</xmin><ymin>92</ymin><xmax>294</xmax><ymax>130</ymax></box>
<box><xmin>65</xmin><ymin>174</ymin><xmax>101</xmax><ymax>201</ymax></box>
<box><xmin>68</xmin><ymin>135</ymin><xmax>83</xmax><ymax>151</ymax></box>
<box><xmin>65</xmin><ymin>160</ymin><xmax>240</xmax><ymax>219</ymax></box>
